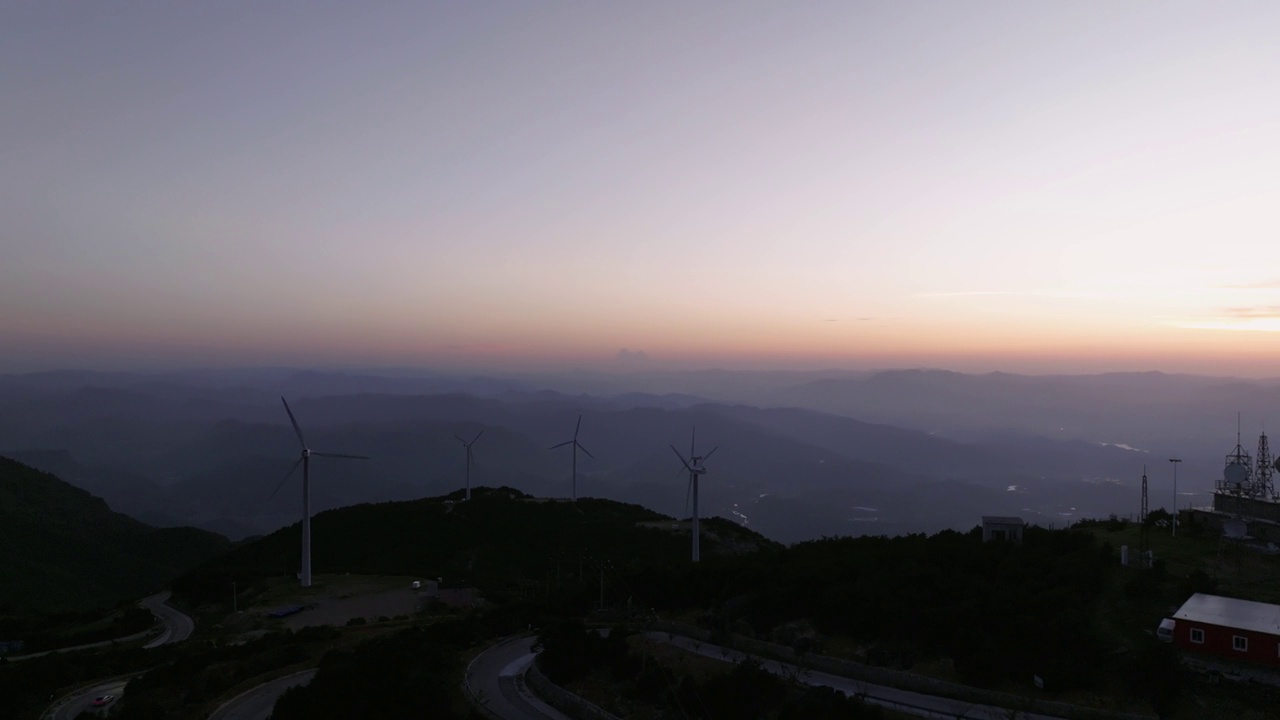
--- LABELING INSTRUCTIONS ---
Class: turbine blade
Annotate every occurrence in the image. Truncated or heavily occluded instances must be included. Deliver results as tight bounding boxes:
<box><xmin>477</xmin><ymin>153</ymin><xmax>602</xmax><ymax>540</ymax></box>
<box><xmin>550</xmin><ymin>440</ymin><xmax>573</xmax><ymax>450</ymax></box>
<box><xmin>471</xmin><ymin>430</ymin><xmax>484</xmax><ymax>444</ymax></box>
<box><xmin>703</xmin><ymin>446</ymin><xmax>718</xmax><ymax>462</ymax></box>
<box><xmin>670</xmin><ymin>445</ymin><xmax>693</xmax><ymax>472</ymax></box>
<box><xmin>311</xmin><ymin>452</ymin><xmax>370</xmax><ymax>460</ymax></box>
<box><xmin>281</xmin><ymin>397</ymin><xmax>307</xmax><ymax>449</ymax></box>
<box><xmin>454</xmin><ymin>434</ymin><xmax>467</xmax><ymax>444</ymax></box>
<box><xmin>690</xmin><ymin>426</ymin><xmax>696</xmax><ymax>458</ymax></box>
<box><xmin>268</xmin><ymin>458</ymin><xmax>303</xmax><ymax>500</ymax></box>
<box><xmin>576</xmin><ymin>442</ymin><xmax>594</xmax><ymax>459</ymax></box>
<box><xmin>574</xmin><ymin>414</ymin><xmax>582</xmax><ymax>439</ymax></box>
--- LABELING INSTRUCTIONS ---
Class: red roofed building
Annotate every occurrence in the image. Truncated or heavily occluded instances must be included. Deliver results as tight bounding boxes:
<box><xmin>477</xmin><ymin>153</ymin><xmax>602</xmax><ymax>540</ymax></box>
<box><xmin>1169</xmin><ymin>593</ymin><xmax>1280</xmax><ymax>667</ymax></box>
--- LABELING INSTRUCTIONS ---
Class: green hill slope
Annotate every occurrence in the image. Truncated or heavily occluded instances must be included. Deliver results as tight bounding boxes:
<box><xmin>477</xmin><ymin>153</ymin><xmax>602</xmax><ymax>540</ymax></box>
<box><xmin>0</xmin><ymin>457</ymin><xmax>230</xmax><ymax>611</ymax></box>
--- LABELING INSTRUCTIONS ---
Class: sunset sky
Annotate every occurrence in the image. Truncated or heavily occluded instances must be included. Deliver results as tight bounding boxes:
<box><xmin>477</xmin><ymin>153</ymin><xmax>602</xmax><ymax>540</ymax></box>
<box><xmin>5</xmin><ymin>2</ymin><xmax>1280</xmax><ymax>375</ymax></box>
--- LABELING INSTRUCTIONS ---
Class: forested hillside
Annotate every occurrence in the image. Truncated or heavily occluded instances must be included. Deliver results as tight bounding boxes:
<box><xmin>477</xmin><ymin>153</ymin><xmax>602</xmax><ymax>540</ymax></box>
<box><xmin>0</xmin><ymin>457</ymin><xmax>230</xmax><ymax>611</ymax></box>
<box><xmin>174</xmin><ymin>487</ymin><xmax>779</xmax><ymax>609</ymax></box>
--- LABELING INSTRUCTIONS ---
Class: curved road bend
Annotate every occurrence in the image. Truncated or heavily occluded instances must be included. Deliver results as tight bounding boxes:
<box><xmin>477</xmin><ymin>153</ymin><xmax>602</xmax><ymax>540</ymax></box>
<box><xmin>38</xmin><ymin>593</ymin><xmax>195</xmax><ymax>718</ymax></box>
<box><xmin>467</xmin><ymin>635</ymin><xmax>572</xmax><ymax>720</ymax></box>
<box><xmin>13</xmin><ymin>591</ymin><xmax>192</xmax><ymax>663</ymax></box>
<box><xmin>645</xmin><ymin>633</ymin><xmax>1067</xmax><ymax>720</ymax></box>
<box><xmin>208</xmin><ymin>669</ymin><xmax>318</xmax><ymax>720</ymax></box>
<box><xmin>141</xmin><ymin>591</ymin><xmax>195</xmax><ymax>648</ymax></box>
<box><xmin>45</xmin><ymin>678</ymin><xmax>129</xmax><ymax>720</ymax></box>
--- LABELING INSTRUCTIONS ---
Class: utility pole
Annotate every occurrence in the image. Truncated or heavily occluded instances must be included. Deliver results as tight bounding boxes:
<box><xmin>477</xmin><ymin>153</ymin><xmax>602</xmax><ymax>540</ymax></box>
<box><xmin>1140</xmin><ymin>466</ymin><xmax>1149</xmax><ymax>563</ymax></box>
<box><xmin>1169</xmin><ymin>458</ymin><xmax>1182</xmax><ymax>537</ymax></box>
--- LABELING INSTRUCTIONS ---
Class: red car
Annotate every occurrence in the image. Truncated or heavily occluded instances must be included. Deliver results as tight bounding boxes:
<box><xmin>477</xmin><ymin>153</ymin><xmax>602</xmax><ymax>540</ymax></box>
<box><xmin>91</xmin><ymin>695</ymin><xmax>114</xmax><ymax>707</ymax></box>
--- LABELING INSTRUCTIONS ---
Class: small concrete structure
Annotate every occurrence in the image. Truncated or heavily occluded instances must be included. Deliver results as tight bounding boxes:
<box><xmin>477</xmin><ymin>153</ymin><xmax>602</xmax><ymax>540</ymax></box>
<box><xmin>982</xmin><ymin>516</ymin><xmax>1025</xmax><ymax>544</ymax></box>
<box><xmin>1184</xmin><ymin>493</ymin><xmax>1280</xmax><ymax>542</ymax></box>
<box><xmin>415</xmin><ymin>579</ymin><xmax>483</xmax><ymax>609</ymax></box>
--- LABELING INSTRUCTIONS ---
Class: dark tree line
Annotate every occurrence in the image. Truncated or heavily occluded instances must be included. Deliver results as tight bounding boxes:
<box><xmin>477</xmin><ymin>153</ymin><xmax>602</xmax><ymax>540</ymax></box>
<box><xmin>173</xmin><ymin>489</ymin><xmax>756</xmax><ymax>611</ymax></box>
<box><xmin>537</xmin><ymin>619</ymin><xmax>882</xmax><ymax>720</ymax></box>
<box><xmin>270</xmin><ymin>608</ymin><xmax>535</xmax><ymax>720</ymax></box>
<box><xmin>630</xmin><ymin>527</ymin><xmax>1117</xmax><ymax>691</ymax></box>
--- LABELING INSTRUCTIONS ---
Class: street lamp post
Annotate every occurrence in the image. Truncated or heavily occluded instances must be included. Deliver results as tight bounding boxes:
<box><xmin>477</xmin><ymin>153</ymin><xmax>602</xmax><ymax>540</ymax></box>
<box><xmin>1169</xmin><ymin>458</ymin><xmax>1182</xmax><ymax>537</ymax></box>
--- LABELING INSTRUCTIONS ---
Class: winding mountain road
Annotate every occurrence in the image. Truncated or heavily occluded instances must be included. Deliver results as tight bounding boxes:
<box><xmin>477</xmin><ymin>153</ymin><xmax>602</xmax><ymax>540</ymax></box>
<box><xmin>644</xmin><ymin>633</ymin><xmax>1068</xmax><ymax>720</ymax></box>
<box><xmin>208</xmin><ymin>669</ymin><xmax>318</xmax><ymax>720</ymax></box>
<box><xmin>466</xmin><ymin>635</ymin><xmax>572</xmax><ymax>720</ymax></box>
<box><xmin>13</xmin><ymin>591</ymin><xmax>192</xmax><ymax>663</ymax></box>
<box><xmin>38</xmin><ymin>592</ymin><xmax>195</xmax><ymax>719</ymax></box>
<box><xmin>141</xmin><ymin>591</ymin><xmax>195</xmax><ymax>648</ymax></box>
<box><xmin>44</xmin><ymin>678</ymin><xmax>131</xmax><ymax>720</ymax></box>
<box><xmin>465</xmin><ymin>629</ymin><xmax>1077</xmax><ymax>720</ymax></box>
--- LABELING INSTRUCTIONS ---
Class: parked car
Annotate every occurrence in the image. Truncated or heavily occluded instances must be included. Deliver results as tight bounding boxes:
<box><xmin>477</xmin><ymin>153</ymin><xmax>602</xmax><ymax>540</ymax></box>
<box><xmin>91</xmin><ymin>695</ymin><xmax>114</xmax><ymax>707</ymax></box>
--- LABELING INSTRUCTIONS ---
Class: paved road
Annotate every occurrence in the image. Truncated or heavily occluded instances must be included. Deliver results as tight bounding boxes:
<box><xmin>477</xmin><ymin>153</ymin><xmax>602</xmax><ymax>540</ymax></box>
<box><xmin>208</xmin><ymin>669</ymin><xmax>317</xmax><ymax>720</ymax></box>
<box><xmin>7</xmin><ymin>628</ymin><xmax>155</xmax><ymax>662</ymax></box>
<box><xmin>645</xmin><ymin>633</ymin><xmax>1067</xmax><ymax>720</ymax></box>
<box><xmin>10</xmin><ymin>591</ymin><xmax>191</xmax><ymax>662</ymax></box>
<box><xmin>141</xmin><ymin>591</ymin><xmax>195</xmax><ymax>648</ymax></box>
<box><xmin>37</xmin><ymin>592</ymin><xmax>196</xmax><ymax>719</ymax></box>
<box><xmin>466</xmin><ymin>635</ymin><xmax>572</xmax><ymax>720</ymax></box>
<box><xmin>45</xmin><ymin>678</ymin><xmax>129</xmax><ymax>720</ymax></box>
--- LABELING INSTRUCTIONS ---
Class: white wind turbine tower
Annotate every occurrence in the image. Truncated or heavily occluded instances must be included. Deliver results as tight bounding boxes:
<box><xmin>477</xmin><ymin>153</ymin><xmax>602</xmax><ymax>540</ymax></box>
<box><xmin>454</xmin><ymin>430</ymin><xmax>483</xmax><ymax>501</ymax></box>
<box><xmin>550</xmin><ymin>414</ymin><xmax>594</xmax><ymax>501</ymax></box>
<box><xmin>270</xmin><ymin>397</ymin><xmax>370</xmax><ymax>587</ymax></box>
<box><xmin>671</xmin><ymin>427</ymin><xmax>717</xmax><ymax>563</ymax></box>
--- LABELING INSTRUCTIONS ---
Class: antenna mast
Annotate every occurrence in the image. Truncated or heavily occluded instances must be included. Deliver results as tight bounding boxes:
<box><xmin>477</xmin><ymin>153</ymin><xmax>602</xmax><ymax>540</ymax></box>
<box><xmin>1256</xmin><ymin>429</ymin><xmax>1275</xmax><ymax>500</ymax></box>
<box><xmin>1219</xmin><ymin>412</ymin><xmax>1253</xmax><ymax>498</ymax></box>
<box><xmin>1141</xmin><ymin>465</ymin><xmax>1149</xmax><ymax>523</ymax></box>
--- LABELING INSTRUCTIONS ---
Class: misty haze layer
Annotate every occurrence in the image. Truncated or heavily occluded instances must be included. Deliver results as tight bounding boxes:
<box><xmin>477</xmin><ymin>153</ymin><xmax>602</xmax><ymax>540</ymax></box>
<box><xmin>0</xmin><ymin>368</ymin><xmax>1254</xmax><ymax>543</ymax></box>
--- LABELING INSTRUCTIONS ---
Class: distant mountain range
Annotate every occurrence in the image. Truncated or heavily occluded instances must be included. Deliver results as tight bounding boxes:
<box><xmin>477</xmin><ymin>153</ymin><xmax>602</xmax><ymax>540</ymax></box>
<box><xmin>0</xmin><ymin>367</ymin><xmax>1255</xmax><ymax>544</ymax></box>
<box><xmin>0</xmin><ymin>457</ymin><xmax>230</xmax><ymax>611</ymax></box>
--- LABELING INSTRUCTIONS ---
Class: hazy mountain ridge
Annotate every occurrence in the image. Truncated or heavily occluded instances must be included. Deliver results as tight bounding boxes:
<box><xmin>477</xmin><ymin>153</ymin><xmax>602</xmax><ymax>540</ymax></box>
<box><xmin>0</xmin><ymin>367</ymin><xmax>1243</xmax><ymax>544</ymax></box>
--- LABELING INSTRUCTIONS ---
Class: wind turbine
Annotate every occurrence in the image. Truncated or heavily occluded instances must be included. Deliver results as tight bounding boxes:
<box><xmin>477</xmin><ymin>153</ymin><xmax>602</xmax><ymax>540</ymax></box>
<box><xmin>550</xmin><ymin>414</ymin><xmax>594</xmax><ymax>500</ymax></box>
<box><xmin>454</xmin><ymin>430</ymin><xmax>483</xmax><ymax>501</ymax></box>
<box><xmin>269</xmin><ymin>397</ymin><xmax>369</xmax><ymax>587</ymax></box>
<box><xmin>671</xmin><ymin>427</ymin><xmax>717</xmax><ymax>563</ymax></box>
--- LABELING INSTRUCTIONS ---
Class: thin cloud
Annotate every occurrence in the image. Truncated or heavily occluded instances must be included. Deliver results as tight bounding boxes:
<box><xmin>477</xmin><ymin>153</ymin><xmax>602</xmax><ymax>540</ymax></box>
<box><xmin>1175</xmin><ymin>320</ymin><xmax>1280</xmax><ymax>332</ymax></box>
<box><xmin>919</xmin><ymin>290</ymin><xmax>1108</xmax><ymax>299</ymax></box>
<box><xmin>617</xmin><ymin>348</ymin><xmax>648</xmax><ymax>362</ymax></box>
<box><xmin>1216</xmin><ymin>280</ymin><xmax>1280</xmax><ymax>290</ymax></box>
<box><xmin>1222</xmin><ymin>306</ymin><xmax>1280</xmax><ymax>319</ymax></box>
<box><xmin>919</xmin><ymin>290</ymin><xmax>1026</xmax><ymax>298</ymax></box>
<box><xmin>1172</xmin><ymin>307</ymin><xmax>1280</xmax><ymax>332</ymax></box>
